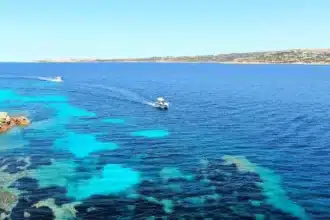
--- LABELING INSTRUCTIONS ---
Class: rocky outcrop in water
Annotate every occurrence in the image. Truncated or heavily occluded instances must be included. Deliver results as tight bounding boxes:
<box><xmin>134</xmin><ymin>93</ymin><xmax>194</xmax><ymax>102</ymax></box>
<box><xmin>0</xmin><ymin>114</ymin><xmax>30</xmax><ymax>134</ymax></box>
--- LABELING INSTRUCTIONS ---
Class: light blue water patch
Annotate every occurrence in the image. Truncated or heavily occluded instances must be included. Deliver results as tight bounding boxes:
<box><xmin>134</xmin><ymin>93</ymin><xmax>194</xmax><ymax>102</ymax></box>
<box><xmin>27</xmin><ymin>118</ymin><xmax>58</xmax><ymax>131</ymax></box>
<box><xmin>250</xmin><ymin>200</ymin><xmax>262</xmax><ymax>207</ymax></box>
<box><xmin>134</xmin><ymin>153</ymin><xmax>146</xmax><ymax>161</ymax></box>
<box><xmin>142</xmin><ymin>196</ymin><xmax>174</xmax><ymax>214</ymax></box>
<box><xmin>222</xmin><ymin>155</ymin><xmax>308</xmax><ymax>220</ymax></box>
<box><xmin>49</xmin><ymin>103</ymin><xmax>96</xmax><ymax>120</ymax></box>
<box><xmin>24</xmin><ymin>120</ymin><xmax>67</xmax><ymax>141</ymax></box>
<box><xmin>255</xmin><ymin>214</ymin><xmax>265</xmax><ymax>220</ymax></box>
<box><xmin>0</xmin><ymin>127</ymin><xmax>29</xmax><ymax>152</ymax></box>
<box><xmin>0</xmin><ymin>89</ymin><xmax>67</xmax><ymax>103</ymax></box>
<box><xmin>167</xmin><ymin>183</ymin><xmax>182</xmax><ymax>193</ymax></box>
<box><xmin>22</xmin><ymin>95</ymin><xmax>67</xmax><ymax>103</ymax></box>
<box><xmin>103</xmin><ymin>118</ymin><xmax>125</xmax><ymax>124</ymax></box>
<box><xmin>256</xmin><ymin>167</ymin><xmax>309</xmax><ymax>220</ymax></box>
<box><xmin>161</xmin><ymin>199</ymin><xmax>174</xmax><ymax>214</ymax></box>
<box><xmin>160</xmin><ymin>167</ymin><xmax>194</xmax><ymax>182</ymax></box>
<box><xmin>0</xmin><ymin>89</ymin><xmax>17</xmax><ymax>102</ymax></box>
<box><xmin>32</xmin><ymin>80</ymin><xmax>64</xmax><ymax>88</ymax></box>
<box><xmin>67</xmin><ymin>164</ymin><xmax>141</xmax><ymax>200</ymax></box>
<box><xmin>54</xmin><ymin>132</ymin><xmax>118</xmax><ymax>158</ymax></box>
<box><xmin>130</xmin><ymin>129</ymin><xmax>169</xmax><ymax>138</ymax></box>
<box><xmin>32</xmin><ymin>160</ymin><xmax>78</xmax><ymax>188</ymax></box>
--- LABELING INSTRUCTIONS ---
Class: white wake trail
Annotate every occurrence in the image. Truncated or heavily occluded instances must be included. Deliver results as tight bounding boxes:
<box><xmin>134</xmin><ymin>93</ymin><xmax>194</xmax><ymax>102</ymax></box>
<box><xmin>82</xmin><ymin>83</ymin><xmax>155</xmax><ymax>106</ymax></box>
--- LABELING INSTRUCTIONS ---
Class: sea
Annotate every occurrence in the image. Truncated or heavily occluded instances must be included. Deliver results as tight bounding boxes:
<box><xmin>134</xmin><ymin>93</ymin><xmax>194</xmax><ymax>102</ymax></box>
<box><xmin>0</xmin><ymin>62</ymin><xmax>330</xmax><ymax>220</ymax></box>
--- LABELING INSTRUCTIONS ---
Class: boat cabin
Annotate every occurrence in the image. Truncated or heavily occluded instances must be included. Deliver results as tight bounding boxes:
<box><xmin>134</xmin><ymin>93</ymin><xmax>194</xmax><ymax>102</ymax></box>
<box><xmin>157</xmin><ymin>97</ymin><xmax>165</xmax><ymax>103</ymax></box>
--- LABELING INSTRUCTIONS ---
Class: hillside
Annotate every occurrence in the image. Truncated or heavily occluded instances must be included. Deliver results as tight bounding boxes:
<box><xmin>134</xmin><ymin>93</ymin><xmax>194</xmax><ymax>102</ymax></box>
<box><xmin>38</xmin><ymin>49</ymin><xmax>330</xmax><ymax>64</ymax></box>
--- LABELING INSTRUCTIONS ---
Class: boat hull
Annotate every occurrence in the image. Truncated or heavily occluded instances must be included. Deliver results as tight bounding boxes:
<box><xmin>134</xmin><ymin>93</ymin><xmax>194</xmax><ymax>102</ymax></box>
<box><xmin>156</xmin><ymin>106</ymin><xmax>168</xmax><ymax>110</ymax></box>
<box><xmin>153</xmin><ymin>104</ymin><xmax>169</xmax><ymax>110</ymax></box>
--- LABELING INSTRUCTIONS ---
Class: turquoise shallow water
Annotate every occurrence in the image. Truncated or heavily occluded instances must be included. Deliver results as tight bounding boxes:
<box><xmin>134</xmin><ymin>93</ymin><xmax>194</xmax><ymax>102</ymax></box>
<box><xmin>130</xmin><ymin>129</ymin><xmax>169</xmax><ymax>138</ymax></box>
<box><xmin>103</xmin><ymin>118</ymin><xmax>125</xmax><ymax>124</ymax></box>
<box><xmin>1</xmin><ymin>63</ymin><xmax>330</xmax><ymax>219</ymax></box>
<box><xmin>54</xmin><ymin>132</ymin><xmax>118</xmax><ymax>158</ymax></box>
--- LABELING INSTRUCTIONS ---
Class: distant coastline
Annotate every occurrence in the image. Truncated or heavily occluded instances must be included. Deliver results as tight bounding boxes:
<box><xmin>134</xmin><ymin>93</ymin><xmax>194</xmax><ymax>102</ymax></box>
<box><xmin>36</xmin><ymin>49</ymin><xmax>330</xmax><ymax>64</ymax></box>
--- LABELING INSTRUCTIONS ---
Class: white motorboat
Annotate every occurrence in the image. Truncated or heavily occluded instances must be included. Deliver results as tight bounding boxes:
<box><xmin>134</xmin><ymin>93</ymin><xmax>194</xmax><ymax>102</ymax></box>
<box><xmin>153</xmin><ymin>97</ymin><xmax>169</xmax><ymax>110</ymax></box>
<box><xmin>52</xmin><ymin>76</ymin><xmax>63</xmax><ymax>82</ymax></box>
<box><xmin>38</xmin><ymin>76</ymin><xmax>63</xmax><ymax>82</ymax></box>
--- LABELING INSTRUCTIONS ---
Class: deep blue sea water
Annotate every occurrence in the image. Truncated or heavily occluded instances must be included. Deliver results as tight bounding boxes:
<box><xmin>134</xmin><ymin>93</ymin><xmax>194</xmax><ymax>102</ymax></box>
<box><xmin>1</xmin><ymin>63</ymin><xmax>330</xmax><ymax>219</ymax></box>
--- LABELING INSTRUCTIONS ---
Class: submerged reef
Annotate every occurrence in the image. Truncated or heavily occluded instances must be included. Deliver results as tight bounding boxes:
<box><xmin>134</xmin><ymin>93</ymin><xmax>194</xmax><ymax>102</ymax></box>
<box><xmin>71</xmin><ymin>155</ymin><xmax>306</xmax><ymax>220</ymax></box>
<box><xmin>0</xmin><ymin>157</ymin><xmax>31</xmax><ymax>217</ymax></box>
<box><xmin>222</xmin><ymin>155</ymin><xmax>308</xmax><ymax>220</ymax></box>
<box><xmin>0</xmin><ymin>87</ymin><xmax>308</xmax><ymax>219</ymax></box>
<box><xmin>67</xmin><ymin>164</ymin><xmax>141</xmax><ymax>200</ymax></box>
<box><xmin>0</xmin><ymin>151</ymin><xmax>308</xmax><ymax>220</ymax></box>
<box><xmin>31</xmin><ymin>159</ymin><xmax>78</xmax><ymax>188</ymax></box>
<box><xmin>33</xmin><ymin>198</ymin><xmax>80</xmax><ymax>220</ymax></box>
<box><xmin>159</xmin><ymin>167</ymin><xmax>194</xmax><ymax>183</ymax></box>
<box><xmin>32</xmin><ymin>159</ymin><xmax>141</xmax><ymax>201</ymax></box>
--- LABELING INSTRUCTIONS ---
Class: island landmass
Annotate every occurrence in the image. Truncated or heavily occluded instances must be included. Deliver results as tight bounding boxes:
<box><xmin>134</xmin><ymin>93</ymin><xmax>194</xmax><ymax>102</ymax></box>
<box><xmin>37</xmin><ymin>49</ymin><xmax>330</xmax><ymax>64</ymax></box>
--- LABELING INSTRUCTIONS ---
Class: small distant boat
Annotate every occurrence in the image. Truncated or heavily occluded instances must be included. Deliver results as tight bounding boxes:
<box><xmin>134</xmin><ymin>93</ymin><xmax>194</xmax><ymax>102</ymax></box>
<box><xmin>38</xmin><ymin>76</ymin><xmax>63</xmax><ymax>82</ymax></box>
<box><xmin>153</xmin><ymin>97</ymin><xmax>169</xmax><ymax>110</ymax></box>
<box><xmin>52</xmin><ymin>76</ymin><xmax>63</xmax><ymax>82</ymax></box>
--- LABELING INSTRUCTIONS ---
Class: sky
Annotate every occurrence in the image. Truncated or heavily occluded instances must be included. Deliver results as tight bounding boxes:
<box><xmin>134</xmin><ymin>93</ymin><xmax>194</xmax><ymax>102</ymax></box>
<box><xmin>0</xmin><ymin>0</ymin><xmax>330</xmax><ymax>61</ymax></box>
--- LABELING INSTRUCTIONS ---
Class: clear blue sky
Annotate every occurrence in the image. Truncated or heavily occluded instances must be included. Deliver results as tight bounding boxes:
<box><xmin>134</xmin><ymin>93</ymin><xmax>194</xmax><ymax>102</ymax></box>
<box><xmin>1</xmin><ymin>0</ymin><xmax>329</xmax><ymax>61</ymax></box>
